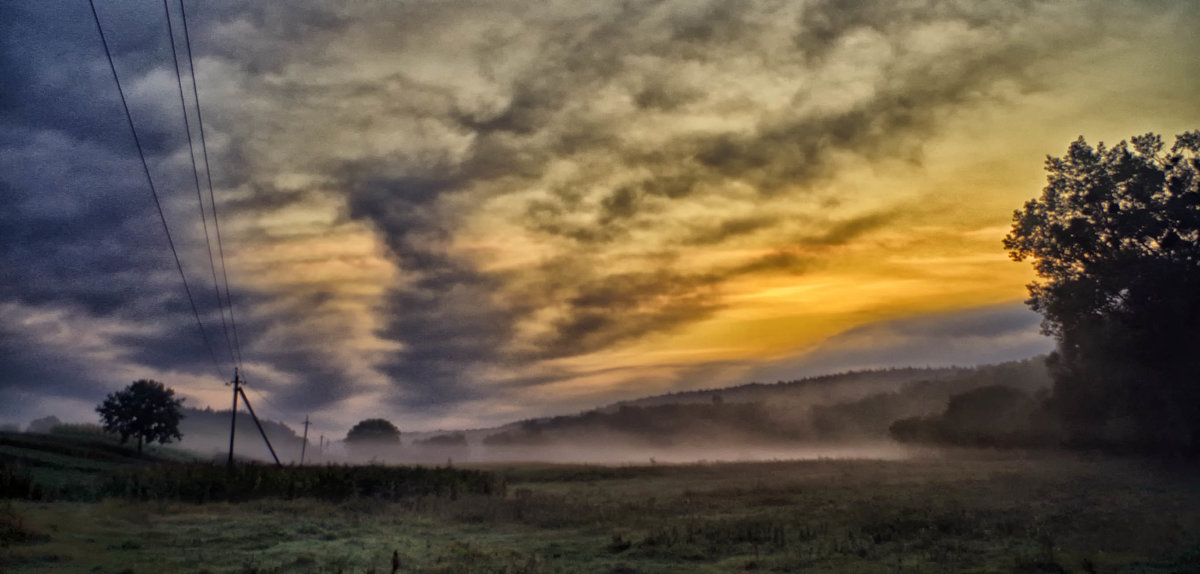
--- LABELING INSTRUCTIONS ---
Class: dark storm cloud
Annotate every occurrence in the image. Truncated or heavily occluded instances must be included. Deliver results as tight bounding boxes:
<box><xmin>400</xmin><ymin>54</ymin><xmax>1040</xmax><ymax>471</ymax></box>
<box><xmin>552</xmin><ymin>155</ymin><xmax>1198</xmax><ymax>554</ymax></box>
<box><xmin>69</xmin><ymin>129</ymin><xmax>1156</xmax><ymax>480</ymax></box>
<box><xmin>0</xmin><ymin>1</ymin><xmax>361</xmax><ymax>410</ymax></box>
<box><xmin>535</xmin><ymin>269</ymin><xmax>725</xmax><ymax>359</ymax></box>
<box><xmin>0</xmin><ymin>319</ymin><xmax>96</xmax><ymax>403</ymax></box>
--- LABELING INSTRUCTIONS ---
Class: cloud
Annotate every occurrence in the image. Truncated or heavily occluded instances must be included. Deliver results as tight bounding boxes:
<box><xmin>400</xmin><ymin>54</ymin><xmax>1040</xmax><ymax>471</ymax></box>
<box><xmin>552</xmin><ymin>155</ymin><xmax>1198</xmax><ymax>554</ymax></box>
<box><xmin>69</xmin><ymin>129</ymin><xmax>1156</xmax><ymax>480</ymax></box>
<box><xmin>294</xmin><ymin>0</ymin><xmax>1098</xmax><ymax>403</ymax></box>
<box><xmin>743</xmin><ymin>303</ymin><xmax>1056</xmax><ymax>384</ymax></box>
<box><xmin>2</xmin><ymin>0</ymin><xmax>1197</xmax><ymax>431</ymax></box>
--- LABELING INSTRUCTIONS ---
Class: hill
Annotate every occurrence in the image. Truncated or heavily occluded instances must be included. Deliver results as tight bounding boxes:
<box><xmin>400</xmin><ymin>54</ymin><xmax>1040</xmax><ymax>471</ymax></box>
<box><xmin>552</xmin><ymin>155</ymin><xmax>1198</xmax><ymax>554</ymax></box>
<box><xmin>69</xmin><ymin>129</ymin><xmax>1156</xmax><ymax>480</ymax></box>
<box><xmin>0</xmin><ymin>428</ymin><xmax>196</xmax><ymax>499</ymax></box>
<box><xmin>477</xmin><ymin>358</ymin><xmax>1051</xmax><ymax>448</ymax></box>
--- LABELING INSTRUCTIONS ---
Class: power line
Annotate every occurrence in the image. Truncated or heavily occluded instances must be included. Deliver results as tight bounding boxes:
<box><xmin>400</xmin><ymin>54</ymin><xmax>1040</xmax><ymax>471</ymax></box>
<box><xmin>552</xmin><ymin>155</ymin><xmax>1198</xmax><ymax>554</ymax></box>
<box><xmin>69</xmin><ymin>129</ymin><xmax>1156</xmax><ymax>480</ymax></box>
<box><xmin>162</xmin><ymin>0</ymin><xmax>237</xmax><ymax>370</ymax></box>
<box><xmin>178</xmin><ymin>0</ymin><xmax>245</xmax><ymax>369</ymax></box>
<box><xmin>88</xmin><ymin>0</ymin><xmax>227</xmax><ymax>380</ymax></box>
<box><xmin>245</xmin><ymin>383</ymin><xmax>289</xmax><ymax>422</ymax></box>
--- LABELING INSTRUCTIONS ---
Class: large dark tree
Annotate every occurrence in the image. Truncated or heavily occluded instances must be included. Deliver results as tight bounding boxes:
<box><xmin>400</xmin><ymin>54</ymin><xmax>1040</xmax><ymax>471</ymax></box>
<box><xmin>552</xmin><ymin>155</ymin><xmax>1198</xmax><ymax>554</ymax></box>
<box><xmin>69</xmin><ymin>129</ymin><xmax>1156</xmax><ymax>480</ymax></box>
<box><xmin>96</xmin><ymin>379</ymin><xmax>186</xmax><ymax>453</ymax></box>
<box><xmin>1004</xmin><ymin>131</ymin><xmax>1200</xmax><ymax>452</ymax></box>
<box><xmin>345</xmin><ymin>418</ymin><xmax>401</xmax><ymax>445</ymax></box>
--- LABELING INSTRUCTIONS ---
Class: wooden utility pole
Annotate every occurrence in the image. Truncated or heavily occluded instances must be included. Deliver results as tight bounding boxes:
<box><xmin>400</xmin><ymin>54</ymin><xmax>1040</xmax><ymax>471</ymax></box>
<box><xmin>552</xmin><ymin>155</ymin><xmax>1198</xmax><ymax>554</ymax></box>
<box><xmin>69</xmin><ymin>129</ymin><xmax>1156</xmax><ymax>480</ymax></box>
<box><xmin>225</xmin><ymin>368</ymin><xmax>283</xmax><ymax>468</ymax></box>
<box><xmin>227</xmin><ymin>368</ymin><xmax>240</xmax><ymax>469</ymax></box>
<box><xmin>300</xmin><ymin>415</ymin><xmax>310</xmax><ymax>465</ymax></box>
<box><xmin>237</xmin><ymin>385</ymin><xmax>282</xmax><ymax>467</ymax></box>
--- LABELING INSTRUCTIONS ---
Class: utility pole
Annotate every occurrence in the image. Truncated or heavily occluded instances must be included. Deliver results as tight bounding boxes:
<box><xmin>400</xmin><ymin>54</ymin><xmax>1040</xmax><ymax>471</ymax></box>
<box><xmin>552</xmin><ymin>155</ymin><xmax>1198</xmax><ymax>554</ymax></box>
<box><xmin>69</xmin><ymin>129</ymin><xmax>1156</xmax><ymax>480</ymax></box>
<box><xmin>300</xmin><ymin>415</ymin><xmax>310</xmax><ymax>465</ymax></box>
<box><xmin>237</xmin><ymin>385</ymin><xmax>282</xmax><ymax>467</ymax></box>
<box><xmin>227</xmin><ymin>368</ymin><xmax>240</xmax><ymax>469</ymax></box>
<box><xmin>225</xmin><ymin>368</ymin><xmax>282</xmax><ymax>468</ymax></box>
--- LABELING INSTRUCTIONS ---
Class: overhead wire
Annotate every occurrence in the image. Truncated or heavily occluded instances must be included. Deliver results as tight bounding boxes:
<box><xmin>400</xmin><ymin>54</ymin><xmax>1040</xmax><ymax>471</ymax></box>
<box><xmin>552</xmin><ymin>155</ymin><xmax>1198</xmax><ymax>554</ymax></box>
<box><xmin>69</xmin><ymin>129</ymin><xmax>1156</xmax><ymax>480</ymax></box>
<box><xmin>162</xmin><ymin>0</ymin><xmax>238</xmax><ymax>371</ymax></box>
<box><xmin>245</xmin><ymin>384</ymin><xmax>290</xmax><ymax>423</ymax></box>
<box><xmin>178</xmin><ymin>0</ymin><xmax>245</xmax><ymax>370</ymax></box>
<box><xmin>88</xmin><ymin>0</ymin><xmax>227</xmax><ymax>381</ymax></box>
<box><xmin>95</xmin><ymin>1</ymin><xmax>296</xmax><ymax>431</ymax></box>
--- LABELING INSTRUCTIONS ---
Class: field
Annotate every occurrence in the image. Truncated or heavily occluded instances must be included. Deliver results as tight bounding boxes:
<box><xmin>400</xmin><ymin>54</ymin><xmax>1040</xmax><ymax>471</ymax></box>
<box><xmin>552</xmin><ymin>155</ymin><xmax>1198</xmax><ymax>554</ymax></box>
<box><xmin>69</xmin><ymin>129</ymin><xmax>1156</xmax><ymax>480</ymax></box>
<box><xmin>3</xmin><ymin>436</ymin><xmax>1200</xmax><ymax>573</ymax></box>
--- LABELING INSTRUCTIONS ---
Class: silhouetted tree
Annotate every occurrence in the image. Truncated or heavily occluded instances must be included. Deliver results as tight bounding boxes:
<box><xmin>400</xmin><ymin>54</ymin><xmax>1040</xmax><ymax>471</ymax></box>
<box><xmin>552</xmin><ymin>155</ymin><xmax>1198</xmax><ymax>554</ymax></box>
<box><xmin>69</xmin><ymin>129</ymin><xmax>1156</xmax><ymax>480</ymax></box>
<box><xmin>345</xmin><ymin>418</ymin><xmax>401</xmax><ymax>445</ymax></box>
<box><xmin>1004</xmin><ymin>131</ymin><xmax>1200</xmax><ymax>453</ymax></box>
<box><xmin>96</xmin><ymin>379</ymin><xmax>185</xmax><ymax>453</ymax></box>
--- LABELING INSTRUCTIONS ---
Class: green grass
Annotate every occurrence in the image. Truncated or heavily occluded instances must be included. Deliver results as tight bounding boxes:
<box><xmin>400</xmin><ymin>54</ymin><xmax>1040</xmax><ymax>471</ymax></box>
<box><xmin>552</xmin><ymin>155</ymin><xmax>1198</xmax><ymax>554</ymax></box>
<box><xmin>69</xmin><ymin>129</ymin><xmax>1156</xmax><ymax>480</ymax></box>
<box><xmin>3</xmin><ymin>451</ymin><xmax>1199</xmax><ymax>573</ymax></box>
<box><xmin>0</xmin><ymin>431</ymin><xmax>204</xmax><ymax>501</ymax></box>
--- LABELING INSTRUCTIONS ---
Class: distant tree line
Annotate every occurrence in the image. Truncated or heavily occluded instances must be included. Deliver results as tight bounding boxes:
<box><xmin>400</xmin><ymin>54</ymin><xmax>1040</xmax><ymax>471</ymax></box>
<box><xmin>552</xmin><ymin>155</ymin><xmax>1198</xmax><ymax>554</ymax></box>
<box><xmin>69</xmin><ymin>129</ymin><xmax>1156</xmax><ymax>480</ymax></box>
<box><xmin>478</xmin><ymin>359</ymin><xmax>1052</xmax><ymax>448</ymax></box>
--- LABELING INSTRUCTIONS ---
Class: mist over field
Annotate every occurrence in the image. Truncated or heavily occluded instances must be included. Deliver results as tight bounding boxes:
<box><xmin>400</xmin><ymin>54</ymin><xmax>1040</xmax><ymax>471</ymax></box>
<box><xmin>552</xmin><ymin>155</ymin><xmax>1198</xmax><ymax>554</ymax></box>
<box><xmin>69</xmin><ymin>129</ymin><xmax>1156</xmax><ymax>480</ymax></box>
<box><xmin>151</xmin><ymin>359</ymin><xmax>1047</xmax><ymax>466</ymax></box>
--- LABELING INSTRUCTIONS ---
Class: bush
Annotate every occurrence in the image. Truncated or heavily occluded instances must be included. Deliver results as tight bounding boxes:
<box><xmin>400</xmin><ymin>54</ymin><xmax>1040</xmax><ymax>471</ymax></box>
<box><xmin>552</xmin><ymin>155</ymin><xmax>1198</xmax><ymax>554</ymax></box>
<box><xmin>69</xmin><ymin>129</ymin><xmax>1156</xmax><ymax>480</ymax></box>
<box><xmin>0</xmin><ymin>462</ymin><xmax>43</xmax><ymax>500</ymax></box>
<box><xmin>889</xmin><ymin>385</ymin><xmax>1060</xmax><ymax>448</ymax></box>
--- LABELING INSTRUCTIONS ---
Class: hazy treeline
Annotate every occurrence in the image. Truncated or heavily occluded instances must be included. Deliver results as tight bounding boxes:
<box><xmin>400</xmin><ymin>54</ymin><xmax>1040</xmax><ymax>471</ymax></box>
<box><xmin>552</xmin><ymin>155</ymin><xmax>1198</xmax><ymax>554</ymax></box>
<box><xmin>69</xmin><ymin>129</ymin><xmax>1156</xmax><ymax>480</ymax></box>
<box><xmin>477</xmin><ymin>359</ymin><xmax>1051</xmax><ymax>449</ymax></box>
<box><xmin>889</xmin><ymin>385</ymin><xmax>1058</xmax><ymax>448</ymax></box>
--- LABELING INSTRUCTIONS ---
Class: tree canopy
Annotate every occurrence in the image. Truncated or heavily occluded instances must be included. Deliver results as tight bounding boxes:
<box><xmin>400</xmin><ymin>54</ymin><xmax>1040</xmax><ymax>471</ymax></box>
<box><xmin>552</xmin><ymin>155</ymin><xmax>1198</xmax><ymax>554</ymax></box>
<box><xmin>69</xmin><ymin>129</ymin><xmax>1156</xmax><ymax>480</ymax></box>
<box><xmin>96</xmin><ymin>379</ymin><xmax>186</xmax><ymax>453</ymax></box>
<box><xmin>1004</xmin><ymin>131</ymin><xmax>1200</xmax><ymax>452</ymax></box>
<box><xmin>345</xmin><ymin>418</ymin><xmax>401</xmax><ymax>444</ymax></box>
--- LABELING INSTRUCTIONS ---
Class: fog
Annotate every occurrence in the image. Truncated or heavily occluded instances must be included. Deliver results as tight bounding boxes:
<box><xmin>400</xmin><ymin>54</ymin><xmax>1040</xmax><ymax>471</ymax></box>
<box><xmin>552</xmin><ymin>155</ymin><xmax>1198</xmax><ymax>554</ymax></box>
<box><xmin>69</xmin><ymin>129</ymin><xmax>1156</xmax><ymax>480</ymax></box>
<box><xmin>258</xmin><ymin>433</ymin><xmax>915</xmax><ymax>467</ymax></box>
<box><xmin>23</xmin><ymin>360</ymin><xmax>1051</xmax><ymax>466</ymax></box>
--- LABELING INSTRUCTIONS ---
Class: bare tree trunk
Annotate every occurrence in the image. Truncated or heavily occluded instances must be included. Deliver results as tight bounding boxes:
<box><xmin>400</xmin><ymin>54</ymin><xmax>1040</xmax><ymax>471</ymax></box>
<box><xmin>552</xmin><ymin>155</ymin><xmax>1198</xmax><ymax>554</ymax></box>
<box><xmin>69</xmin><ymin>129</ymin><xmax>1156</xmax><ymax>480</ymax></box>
<box><xmin>137</xmin><ymin>436</ymin><xmax>143</xmax><ymax>454</ymax></box>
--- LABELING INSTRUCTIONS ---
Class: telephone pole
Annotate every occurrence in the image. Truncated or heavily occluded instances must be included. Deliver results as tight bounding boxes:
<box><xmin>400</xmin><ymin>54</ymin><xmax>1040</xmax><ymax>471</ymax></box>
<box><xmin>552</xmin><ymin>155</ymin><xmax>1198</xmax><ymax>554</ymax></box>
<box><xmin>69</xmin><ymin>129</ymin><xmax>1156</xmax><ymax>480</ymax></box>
<box><xmin>237</xmin><ymin>384</ymin><xmax>282</xmax><ymax>467</ymax></box>
<box><xmin>227</xmin><ymin>368</ymin><xmax>240</xmax><ymax>469</ymax></box>
<box><xmin>225</xmin><ymin>368</ymin><xmax>282</xmax><ymax>468</ymax></box>
<box><xmin>299</xmin><ymin>415</ymin><xmax>311</xmax><ymax>465</ymax></box>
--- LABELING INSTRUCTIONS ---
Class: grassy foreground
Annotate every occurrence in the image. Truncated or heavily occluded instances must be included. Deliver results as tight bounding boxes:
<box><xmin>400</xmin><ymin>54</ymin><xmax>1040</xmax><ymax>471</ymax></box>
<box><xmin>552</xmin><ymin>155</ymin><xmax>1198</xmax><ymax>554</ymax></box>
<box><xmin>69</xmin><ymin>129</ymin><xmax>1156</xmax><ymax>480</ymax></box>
<box><xmin>3</xmin><ymin>451</ymin><xmax>1200</xmax><ymax>573</ymax></box>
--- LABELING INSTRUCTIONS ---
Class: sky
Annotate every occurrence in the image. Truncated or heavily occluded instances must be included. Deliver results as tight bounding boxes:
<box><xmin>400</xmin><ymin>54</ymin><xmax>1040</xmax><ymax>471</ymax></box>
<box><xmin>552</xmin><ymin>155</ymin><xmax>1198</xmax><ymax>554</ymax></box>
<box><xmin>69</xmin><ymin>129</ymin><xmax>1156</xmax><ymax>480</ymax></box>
<box><xmin>2</xmin><ymin>0</ymin><xmax>1198</xmax><ymax>436</ymax></box>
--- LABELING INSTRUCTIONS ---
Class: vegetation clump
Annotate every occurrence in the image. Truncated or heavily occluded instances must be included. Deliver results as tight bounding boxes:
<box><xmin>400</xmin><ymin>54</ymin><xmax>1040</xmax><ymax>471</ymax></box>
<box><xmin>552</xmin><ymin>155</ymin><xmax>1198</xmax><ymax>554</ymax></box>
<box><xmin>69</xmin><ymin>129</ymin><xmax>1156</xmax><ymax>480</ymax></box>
<box><xmin>100</xmin><ymin>463</ymin><xmax>505</xmax><ymax>503</ymax></box>
<box><xmin>1005</xmin><ymin>130</ymin><xmax>1200</xmax><ymax>454</ymax></box>
<box><xmin>96</xmin><ymin>379</ymin><xmax>186</xmax><ymax>453</ymax></box>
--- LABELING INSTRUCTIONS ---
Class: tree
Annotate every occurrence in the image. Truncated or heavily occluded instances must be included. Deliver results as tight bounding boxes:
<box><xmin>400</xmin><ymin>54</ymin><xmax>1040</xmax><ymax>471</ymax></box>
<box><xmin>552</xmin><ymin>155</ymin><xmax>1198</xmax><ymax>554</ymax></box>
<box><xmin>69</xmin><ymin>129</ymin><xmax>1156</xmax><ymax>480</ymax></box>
<box><xmin>345</xmin><ymin>418</ymin><xmax>401</xmax><ymax>445</ymax></box>
<box><xmin>26</xmin><ymin>415</ymin><xmax>62</xmax><ymax>434</ymax></box>
<box><xmin>96</xmin><ymin>379</ymin><xmax>185</xmax><ymax>453</ymax></box>
<box><xmin>1003</xmin><ymin>131</ymin><xmax>1200</xmax><ymax>452</ymax></box>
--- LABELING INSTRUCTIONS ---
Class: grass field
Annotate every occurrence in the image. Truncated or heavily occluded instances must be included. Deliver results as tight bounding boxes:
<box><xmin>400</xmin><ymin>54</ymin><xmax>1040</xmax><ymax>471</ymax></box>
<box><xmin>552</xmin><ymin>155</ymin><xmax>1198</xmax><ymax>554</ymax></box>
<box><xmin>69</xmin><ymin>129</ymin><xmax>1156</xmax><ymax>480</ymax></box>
<box><xmin>4</xmin><ymin>444</ymin><xmax>1200</xmax><ymax>574</ymax></box>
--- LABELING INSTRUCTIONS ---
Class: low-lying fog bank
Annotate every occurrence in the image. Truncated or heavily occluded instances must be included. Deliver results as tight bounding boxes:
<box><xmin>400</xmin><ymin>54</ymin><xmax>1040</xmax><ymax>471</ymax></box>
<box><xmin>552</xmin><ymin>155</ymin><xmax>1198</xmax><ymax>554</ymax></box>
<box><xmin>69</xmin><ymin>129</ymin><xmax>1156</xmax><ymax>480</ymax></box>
<box><xmin>261</xmin><ymin>440</ymin><xmax>915</xmax><ymax>466</ymax></box>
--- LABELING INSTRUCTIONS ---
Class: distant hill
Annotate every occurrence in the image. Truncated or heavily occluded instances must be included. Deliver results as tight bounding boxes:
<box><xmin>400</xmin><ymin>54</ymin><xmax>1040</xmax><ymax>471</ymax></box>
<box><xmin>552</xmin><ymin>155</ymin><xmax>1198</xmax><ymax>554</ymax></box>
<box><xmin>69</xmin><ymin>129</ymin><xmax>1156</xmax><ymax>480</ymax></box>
<box><xmin>476</xmin><ymin>358</ymin><xmax>1051</xmax><ymax>448</ymax></box>
<box><xmin>611</xmin><ymin>366</ymin><xmax>969</xmax><ymax>409</ymax></box>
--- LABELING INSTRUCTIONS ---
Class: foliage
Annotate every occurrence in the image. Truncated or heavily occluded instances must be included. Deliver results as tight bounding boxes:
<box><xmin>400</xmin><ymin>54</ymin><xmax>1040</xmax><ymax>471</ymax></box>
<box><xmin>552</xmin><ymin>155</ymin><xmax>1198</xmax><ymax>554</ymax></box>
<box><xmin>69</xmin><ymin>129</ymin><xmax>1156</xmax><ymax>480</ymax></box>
<box><xmin>1004</xmin><ymin>131</ymin><xmax>1200</xmax><ymax>452</ymax></box>
<box><xmin>100</xmin><ymin>462</ymin><xmax>504</xmax><ymax>503</ymax></box>
<box><xmin>0</xmin><ymin>461</ymin><xmax>42</xmax><ymax>501</ymax></box>
<box><xmin>485</xmin><ymin>402</ymin><xmax>807</xmax><ymax>447</ymax></box>
<box><xmin>48</xmin><ymin>423</ymin><xmax>116</xmax><ymax>439</ymax></box>
<box><xmin>345</xmin><ymin>418</ymin><xmax>401</xmax><ymax>444</ymax></box>
<box><xmin>25</xmin><ymin>416</ymin><xmax>62</xmax><ymax>434</ymax></box>
<box><xmin>96</xmin><ymin>379</ymin><xmax>186</xmax><ymax>453</ymax></box>
<box><xmin>889</xmin><ymin>385</ymin><xmax>1058</xmax><ymax>447</ymax></box>
<box><xmin>0</xmin><ymin>429</ymin><xmax>199</xmax><ymax>501</ymax></box>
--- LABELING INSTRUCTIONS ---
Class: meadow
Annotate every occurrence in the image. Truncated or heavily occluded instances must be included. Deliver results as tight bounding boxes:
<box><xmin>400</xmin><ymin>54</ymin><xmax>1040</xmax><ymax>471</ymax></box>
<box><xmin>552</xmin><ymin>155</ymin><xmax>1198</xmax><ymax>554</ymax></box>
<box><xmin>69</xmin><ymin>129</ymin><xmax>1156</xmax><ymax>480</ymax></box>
<box><xmin>4</xmin><ymin>436</ymin><xmax>1200</xmax><ymax>574</ymax></box>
